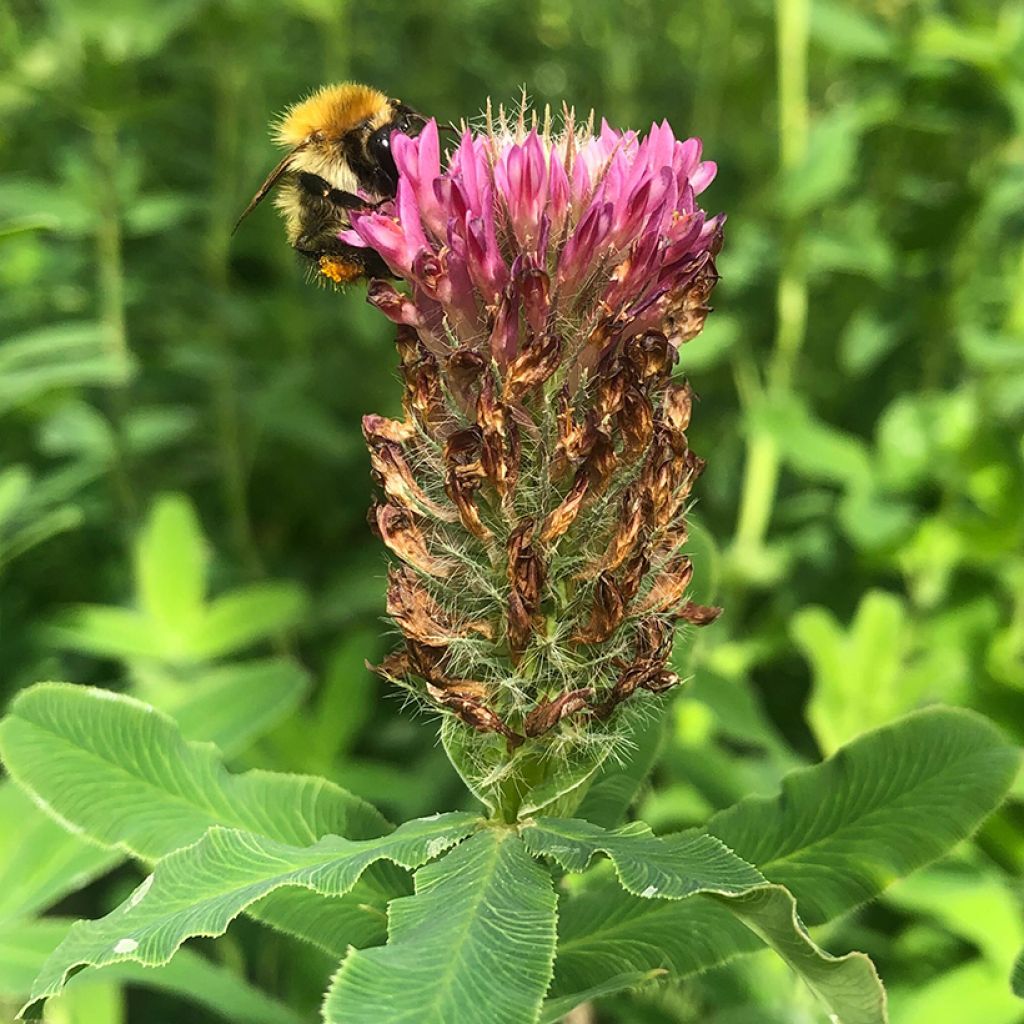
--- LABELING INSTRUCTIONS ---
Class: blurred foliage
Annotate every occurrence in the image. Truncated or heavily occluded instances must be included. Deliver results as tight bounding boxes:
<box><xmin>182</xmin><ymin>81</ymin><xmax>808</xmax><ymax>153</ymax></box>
<box><xmin>0</xmin><ymin>0</ymin><xmax>1022</xmax><ymax>1021</ymax></box>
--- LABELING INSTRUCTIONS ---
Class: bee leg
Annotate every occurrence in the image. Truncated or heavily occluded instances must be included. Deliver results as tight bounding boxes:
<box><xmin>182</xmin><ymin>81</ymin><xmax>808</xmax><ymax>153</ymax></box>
<box><xmin>290</xmin><ymin>173</ymin><xmax>394</xmax><ymax>283</ymax></box>
<box><xmin>296</xmin><ymin>173</ymin><xmax>374</xmax><ymax>212</ymax></box>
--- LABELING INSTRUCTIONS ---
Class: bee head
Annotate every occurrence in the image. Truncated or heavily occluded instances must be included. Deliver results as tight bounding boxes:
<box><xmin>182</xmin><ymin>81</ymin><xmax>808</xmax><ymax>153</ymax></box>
<box><xmin>366</xmin><ymin>103</ymin><xmax>425</xmax><ymax>192</ymax></box>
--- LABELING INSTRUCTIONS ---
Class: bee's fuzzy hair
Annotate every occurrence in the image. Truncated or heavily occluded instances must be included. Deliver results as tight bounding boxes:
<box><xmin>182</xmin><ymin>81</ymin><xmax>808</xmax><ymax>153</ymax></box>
<box><xmin>273</xmin><ymin>82</ymin><xmax>392</xmax><ymax>148</ymax></box>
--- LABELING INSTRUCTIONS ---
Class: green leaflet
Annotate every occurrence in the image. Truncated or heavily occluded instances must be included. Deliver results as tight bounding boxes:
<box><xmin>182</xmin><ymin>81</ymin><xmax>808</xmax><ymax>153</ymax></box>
<box><xmin>522</xmin><ymin>818</ymin><xmax>764</xmax><ymax>896</ymax></box>
<box><xmin>0</xmin><ymin>658</ymin><xmax>315</xmax><ymax>979</ymax></box>
<box><xmin>553</xmin><ymin>879</ymin><xmax>761</xmax><ymax>993</ymax></box>
<box><xmin>21</xmin><ymin>813</ymin><xmax>479</xmax><ymax>1018</ymax></box>
<box><xmin>45</xmin><ymin>493</ymin><xmax>308</xmax><ymax>665</ymax></box>
<box><xmin>713</xmin><ymin>884</ymin><xmax>886</xmax><ymax>1024</ymax></box>
<box><xmin>524</xmin><ymin>817</ymin><xmax>884</xmax><ymax>1024</ymax></box>
<box><xmin>0</xmin><ymin>682</ymin><xmax>389</xmax><ymax>859</ymax></box>
<box><xmin>0</xmin><ymin>683</ymin><xmax>408</xmax><ymax>955</ymax></box>
<box><xmin>705</xmin><ymin>706</ymin><xmax>1022</xmax><ymax>924</ymax></box>
<box><xmin>324</xmin><ymin>830</ymin><xmax>557</xmax><ymax>1024</ymax></box>
<box><xmin>0</xmin><ymin>783</ymin><xmax>118</xmax><ymax>925</ymax></box>
<box><xmin>155</xmin><ymin>657</ymin><xmax>309</xmax><ymax>758</ymax></box>
<box><xmin>548</xmin><ymin>708</ymin><xmax>1020</xmax><ymax>1018</ymax></box>
<box><xmin>133</xmin><ymin>493</ymin><xmax>208</xmax><ymax>644</ymax></box>
<box><xmin>0</xmin><ymin>660</ymin><xmax>308</xmax><ymax>937</ymax></box>
<box><xmin>538</xmin><ymin>971</ymin><xmax>666</xmax><ymax>1024</ymax></box>
<box><xmin>1</xmin><ymin>918</ymin><xmax>303</xmax><ymax>1024</ymax></box>
<box><xmin>0</xmin><ymin>321</ymin><xmax>131</xmax><ymax>417</ymax></box>
<box><xmin>248</xmin><ymin>884</ymin><xmax>391</xmax><ymax>958</ymax></box>
<box><xmin>791</xmin><ymin>590</ymin><xmax>965</xmax><ymax>755</ymax></box>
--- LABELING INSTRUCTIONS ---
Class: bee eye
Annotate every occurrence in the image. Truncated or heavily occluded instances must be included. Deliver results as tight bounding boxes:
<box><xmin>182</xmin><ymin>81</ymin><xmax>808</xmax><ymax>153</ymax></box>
<box><xmin>367</xmin><ymin>125</ymin><xmax>399</xmax><ymax>185</ymax></box>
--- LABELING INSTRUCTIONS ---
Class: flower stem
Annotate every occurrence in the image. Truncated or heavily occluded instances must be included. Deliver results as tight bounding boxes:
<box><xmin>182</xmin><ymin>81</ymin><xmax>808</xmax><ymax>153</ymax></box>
<box><xmin>732</xmin><ymin>0</ymin><xmax>810</xmax><ymax>555</ymax></box>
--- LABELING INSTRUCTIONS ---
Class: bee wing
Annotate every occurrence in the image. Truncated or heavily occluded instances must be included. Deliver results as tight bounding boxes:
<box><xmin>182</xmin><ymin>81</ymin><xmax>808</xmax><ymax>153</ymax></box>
<box><xmin>232</xmin><ymin>142</ymin><xmax>308</xmax><ymax>235</ymax></box>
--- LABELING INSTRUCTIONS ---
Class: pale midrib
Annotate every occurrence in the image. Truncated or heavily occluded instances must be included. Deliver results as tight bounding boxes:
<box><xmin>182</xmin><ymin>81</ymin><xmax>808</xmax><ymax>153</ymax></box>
<box><xmin>355</xmin><ymin>833</ymin><xmax>554</xmax><ymax>1024</ymax></box>
<box><xmin>403</xmin><ymin>834</ymin><xmax>510</xmax><ymax>1022</ymax></box>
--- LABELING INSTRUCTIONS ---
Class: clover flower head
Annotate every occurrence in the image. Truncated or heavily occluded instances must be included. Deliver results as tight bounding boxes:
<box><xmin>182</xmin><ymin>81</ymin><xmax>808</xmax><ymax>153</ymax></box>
<box><xmin>354</xmin><ymin>101</ymin><xmax>723</xmax><ymax>815</ymax></box>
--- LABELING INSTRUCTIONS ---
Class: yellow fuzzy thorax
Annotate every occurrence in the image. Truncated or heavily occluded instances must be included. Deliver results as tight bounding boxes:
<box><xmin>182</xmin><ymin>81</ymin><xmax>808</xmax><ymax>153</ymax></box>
<box><xmin>273</xmin><ymin>83</ymin><xmax>391</xmax><ymax>147</ymax></box>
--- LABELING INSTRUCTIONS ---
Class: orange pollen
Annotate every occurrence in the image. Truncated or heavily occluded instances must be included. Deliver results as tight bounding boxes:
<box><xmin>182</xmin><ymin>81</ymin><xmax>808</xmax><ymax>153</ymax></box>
<box><xmin>318</xmin><ymin>255</ymin><xmax>363</xmax><ymax>284</ymax></box>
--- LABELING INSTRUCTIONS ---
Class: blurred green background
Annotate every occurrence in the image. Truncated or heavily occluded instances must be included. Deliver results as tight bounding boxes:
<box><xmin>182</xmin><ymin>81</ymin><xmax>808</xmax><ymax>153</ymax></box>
<box><xmin>1</xmin><ymin>0</ymin><xmax>1023</xmax><ymax>1021</ymax></box>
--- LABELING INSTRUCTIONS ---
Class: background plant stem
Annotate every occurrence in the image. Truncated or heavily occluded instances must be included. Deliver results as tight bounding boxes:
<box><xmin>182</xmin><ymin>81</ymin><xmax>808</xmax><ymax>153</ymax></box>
<box><xmin>90</xmin><ymin>115</ymin><xmax>137</xmax><ymax>521</ymax></box>
<box><xmin>205</xmin><ymin>53</ymin><xmax>263</xmax><ymax>579</ymax></box>
<box><xmin>731</xmin><ymin>0</ymin><xmax>810</xmax><ymax>556</ymax></box>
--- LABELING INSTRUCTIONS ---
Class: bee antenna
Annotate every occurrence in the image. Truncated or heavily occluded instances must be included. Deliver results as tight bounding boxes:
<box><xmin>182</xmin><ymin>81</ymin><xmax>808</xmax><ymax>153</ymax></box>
<box><xmin>407</xmin><ymin>112</ymin><xmax>457</xmax><ymax>136</ymax></box>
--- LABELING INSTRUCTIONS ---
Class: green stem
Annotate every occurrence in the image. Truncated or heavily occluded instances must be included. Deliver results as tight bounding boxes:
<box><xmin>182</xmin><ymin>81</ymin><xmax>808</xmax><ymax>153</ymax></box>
<box><xmin>493</xmin><ymin>748</ymin><xmax>547</xmax><ymax>824</ymax></box>
<box><xmin>732</xmin><ymin>0</ymin><xmax>810</xmax><ymax>553</ymax></box>
<box><xmin>495</xmin><ymin>770</ymin><xmax>525</xmax><ymax>825</ymax></box>
<box><xmin>1006</xmin><ymin>243</ymin><xmax>1024</xmax><ymax>337</ymax></box>
<box><xmin>206</xmin><ymin>54</ymin><xmax>263</xmax><ymax>578</ymax></box>
<box><xmin>90</xmin><ymin>116</ymin><xmax>137</xmax><ymax>520</ymax></box>
<box><xmin>733</xmin><ymin>433</ymin><xmax>783</xmax><ymax>551</ymax></box>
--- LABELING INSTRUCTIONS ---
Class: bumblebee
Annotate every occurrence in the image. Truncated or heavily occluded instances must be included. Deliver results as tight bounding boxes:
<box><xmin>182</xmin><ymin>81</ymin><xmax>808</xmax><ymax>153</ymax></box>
<box><xmin>234</xmin><ymin>83</ymin><xmax>423</xmax><ymax>284</ymax></box>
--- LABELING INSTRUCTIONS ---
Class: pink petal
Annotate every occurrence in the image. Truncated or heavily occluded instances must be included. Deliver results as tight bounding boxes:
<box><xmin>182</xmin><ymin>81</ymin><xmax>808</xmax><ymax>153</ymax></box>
<box><xmin>689</xmin><ymin>160</ymin><xmax>717</xmax><ymax>195</ymax></box>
